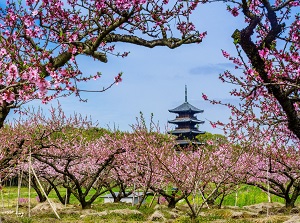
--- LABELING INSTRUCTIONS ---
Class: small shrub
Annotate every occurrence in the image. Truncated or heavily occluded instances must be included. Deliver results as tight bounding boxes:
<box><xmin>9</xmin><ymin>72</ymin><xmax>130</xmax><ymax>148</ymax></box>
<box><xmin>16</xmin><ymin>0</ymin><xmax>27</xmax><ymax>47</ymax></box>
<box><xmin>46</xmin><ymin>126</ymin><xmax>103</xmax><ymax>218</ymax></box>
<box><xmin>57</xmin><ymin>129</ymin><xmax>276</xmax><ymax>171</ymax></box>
<box><xmin>137</xmin><ymin>204</ymin><xmax>155</xmax><ymax>216</ymax></box>
<box><xmin>173</xmin><ymin>216</ymin><xmax>191</xmax><ymax>223</ymax></box>
<box><xmin>20</xmin><ymin>217</ymin><xmax>32</xmax><ymax>223</ymax></box>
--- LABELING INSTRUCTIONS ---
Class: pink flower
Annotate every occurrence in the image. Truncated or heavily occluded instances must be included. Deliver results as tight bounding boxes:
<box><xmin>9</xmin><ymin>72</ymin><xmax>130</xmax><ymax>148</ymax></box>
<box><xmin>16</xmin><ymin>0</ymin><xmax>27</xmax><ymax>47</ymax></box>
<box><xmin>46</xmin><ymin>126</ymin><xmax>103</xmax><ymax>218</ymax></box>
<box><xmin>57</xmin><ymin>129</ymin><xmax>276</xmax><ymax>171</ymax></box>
<box><xmin>221</xmin><ymin>50</ymin><xmax>230</xmax><ymax>58</ymax></box>
<box><xmin>2</xmin><ymin>91</ymin><xmax>15</xmax><ymax>103</ymax></box>
<box><xmin>114</xmin><ymin>72</ymin><xmax>123</xmax><ymax>84</ymax></box>
<box><xmin>0</xmin><ymin>48</ymin><xmax>7</xmax><ymax>56</ymax></box>
<box><xmin>28</xmin><ymin>68</ymin><xmax>39</xmax><ymax>81</ymax></box>
<box><xmin>231</xmin><ymin>7</ymin><xmax>239</xmax><ymax>17</ymax></box>
<box><xmin>207</xmin><ymin>140</ymin><xmax>214</xmax><ymax>145</ymax></box>
<box><xmin>227</xmin><ymin>6</ymin><xmax>239</xmax><ymax>17</ymax></box>
<box><xmin>258</xmin><ymin>48</ymin><xmax>269</xmax><ymax>59</ymax></box>
<box><xmin>211</xmin><ymin>122</ymin><xmax>217</xmax><ymax>128</ymax></box>
<box><xmin>7</xmin><ymin>64</ymin><xmax>19</xmax><ymax>82</ymax></box>
<box><xmin>36</xmin><ymin>79</ymin><xmax>50</xmax><ymax>96</ymax></box>
<box><xmin>202</xmin><ymin>93</ymin><xmax>208</xmax><ymax>100</ymax></box>
<box><xmin>199</xmin><ymin>31</ymin><xmax>207</xmax><ymax>39</ymax></box>
<box><xmin>32</xmin><ymin>10</ymin><xmax>38</xmax><ymax>16</ymax></box>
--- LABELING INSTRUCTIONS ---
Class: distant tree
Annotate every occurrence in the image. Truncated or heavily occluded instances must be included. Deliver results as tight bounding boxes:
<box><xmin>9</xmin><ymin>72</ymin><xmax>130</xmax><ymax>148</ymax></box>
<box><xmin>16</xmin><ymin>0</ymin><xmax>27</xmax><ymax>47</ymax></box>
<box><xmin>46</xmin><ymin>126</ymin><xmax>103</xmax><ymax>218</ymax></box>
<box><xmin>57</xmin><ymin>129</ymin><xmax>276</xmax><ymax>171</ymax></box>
<box><xmin>19</xmin><ymin>163</ymin><xmax>58</xmax><ymax>203</ymax></box>
<box><xmin>33</xmin><ymin>136</ymin><xmax>125</xmax><ymax>209</ymax></box>
<box><xmin>121</xmin><ymin>116</ymin><xmax>236</xmax><ymax>216</ymax></box>
<box><xmin>6</xmin><ymin>104</ymin><xmax>125</xmax><ymax>209</ymax></box>
<box><xmin>234</xmin><ymin>126</ymin><xmax>300</xmax><ymax>208</ymax></box>
<box><xmin>196</xmin><ymin>134</ymin><xmax>243</xmax><ymax>208</ymax></box>
<box><xmin>0</xmin><ymin>0</ymin><xmax>205</xmax><ymax>127</ymax></box>
<box><xmin>196</xmin><ymin>132</ymin><xmax>227</xmax><ymax>147</ymax></box>
<box><xmin>0</xmin><ymin>124</ymin><xmax>27</xmax><ymax>177</ymax></box>
<box><xmin>112</xmin><ymin>115</ymin><xmax>183</xmax><ymax>208</ymax></box>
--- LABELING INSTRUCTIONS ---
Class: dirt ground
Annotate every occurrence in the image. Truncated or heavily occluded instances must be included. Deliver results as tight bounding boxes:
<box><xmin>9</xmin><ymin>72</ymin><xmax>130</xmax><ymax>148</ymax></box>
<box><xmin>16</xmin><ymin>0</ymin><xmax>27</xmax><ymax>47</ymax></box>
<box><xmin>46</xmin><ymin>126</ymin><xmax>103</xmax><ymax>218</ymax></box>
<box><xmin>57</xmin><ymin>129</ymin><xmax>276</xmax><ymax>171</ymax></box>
<box><xmin>0</xmin><ymin>201</ymin><xmax>299</xmax><ymax>223</ymax></box>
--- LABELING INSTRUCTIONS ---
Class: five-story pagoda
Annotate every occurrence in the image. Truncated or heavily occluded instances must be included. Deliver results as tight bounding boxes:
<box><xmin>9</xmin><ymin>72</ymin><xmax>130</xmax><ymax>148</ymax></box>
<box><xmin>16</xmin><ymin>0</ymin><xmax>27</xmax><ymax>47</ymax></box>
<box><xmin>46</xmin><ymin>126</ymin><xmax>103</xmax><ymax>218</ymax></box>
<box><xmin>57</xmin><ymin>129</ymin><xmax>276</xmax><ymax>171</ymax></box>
<box><xmin>168</xmin><ymin>86</ymin><xmax>205</xmax><ymax>147</ymax></box>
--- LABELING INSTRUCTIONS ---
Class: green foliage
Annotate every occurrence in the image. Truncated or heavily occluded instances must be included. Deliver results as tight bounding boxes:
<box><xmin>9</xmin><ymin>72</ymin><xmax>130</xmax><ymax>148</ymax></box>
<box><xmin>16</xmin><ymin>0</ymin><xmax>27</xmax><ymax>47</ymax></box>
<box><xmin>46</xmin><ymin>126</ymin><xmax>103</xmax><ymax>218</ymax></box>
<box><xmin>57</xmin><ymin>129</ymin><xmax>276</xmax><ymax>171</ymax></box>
<box><xmin>80</xmin><ymin>127</ymin><xmax>113</xmax><ymax>141</ymax></box>
<box><xmin>219</xmin><ymin>185</ymin><xmax>285</xmax><ymax>207</ymax></box>
<box><xmin>19</xmin><ymin>217</ymin><xmax>33</xmax><ymax>223</ymax></box>
<box><xmin>173</xmin><ymin>215</ymin><xmax>221</xmax><ymax>223</ymax></box>
<box><xmin>173</xmin><ymin>216</ymin><xmax>193</xmax><ymax>223</ymax></box>
<box><xmin>50</xmin><ymin>126</ymin><xmax>112</xmax><ymax>142</ymax></box>
<box><xmin>196</xmin><ymin>132</ymin><xmax>227</xmax><ymax>145</ymax></box>
<box><xmin>135</xmin><ymin>204</ymin><xmax>155</xmax><ymax>216</ymax></box>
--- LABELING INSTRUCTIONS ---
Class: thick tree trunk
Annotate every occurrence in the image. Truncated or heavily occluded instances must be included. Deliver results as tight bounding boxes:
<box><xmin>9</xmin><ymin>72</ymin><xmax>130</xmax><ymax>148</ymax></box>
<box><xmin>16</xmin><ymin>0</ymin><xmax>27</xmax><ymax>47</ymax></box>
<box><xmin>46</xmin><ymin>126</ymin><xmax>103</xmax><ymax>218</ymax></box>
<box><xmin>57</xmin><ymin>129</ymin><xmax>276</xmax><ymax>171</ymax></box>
<box><xmin>31</xmin><ymin>177</ymin><xmax>50</xmax><ymax>203</ymax></box>
<box><xmin>0</xmin><ymin>104</ymin><xmax>10</xmax><ymax>128</ymax></box>
<box><xmin>37</xmin><ymin>195</ymin><xmax>47</xmax><ymax>203</ymax></box>
<box><xmin>34</xmin><ymin>185</ymin><xmax>47</xmax><ymax>203</ymax></box>
<box><xmin>113</xmin><ymin>196</ymin><xmax>122</xmax><ymax>202</ymax></box>
<box><xmin>285</xmin><ymin>187</ymin><xmax>300</xmax><ymax>209</ymax></box>
<box><xmin>80</xmin><ymin>201</ymin><xmax>92</xmax><ymax>209</ymax></box>
<box><xmin>167</xmin><ymin>197</ymin><xmax>176</xmax><ymax>209</ymax></box>
<box><xmin>285</xmin><ymin>196</ymin><xmax>296</xmax><ymax>209</ymax></box>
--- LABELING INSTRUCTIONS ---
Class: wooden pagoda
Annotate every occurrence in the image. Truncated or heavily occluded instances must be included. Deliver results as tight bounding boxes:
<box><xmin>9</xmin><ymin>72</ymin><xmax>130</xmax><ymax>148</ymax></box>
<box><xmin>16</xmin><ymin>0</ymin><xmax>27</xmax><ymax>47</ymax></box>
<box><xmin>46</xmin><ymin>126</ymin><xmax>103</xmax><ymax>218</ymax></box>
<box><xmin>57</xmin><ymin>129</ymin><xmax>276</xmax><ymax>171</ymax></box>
<box><xmin>168</xmin><ymin>86</ymin><xmax>205</xmax><ymax>148</ymax></box>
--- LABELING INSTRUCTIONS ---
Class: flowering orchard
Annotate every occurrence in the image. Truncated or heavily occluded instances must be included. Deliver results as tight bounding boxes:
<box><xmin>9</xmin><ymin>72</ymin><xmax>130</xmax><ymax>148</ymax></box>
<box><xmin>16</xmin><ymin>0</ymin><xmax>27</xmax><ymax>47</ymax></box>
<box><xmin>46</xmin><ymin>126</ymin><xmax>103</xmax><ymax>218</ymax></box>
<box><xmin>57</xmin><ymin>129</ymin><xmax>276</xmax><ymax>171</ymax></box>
<box><xmin>0</xmin><ymin>0</ymin><xmax>300</xmax><ymax>218</ymax></box>
<box><xmin>1</xmin><ymin>103</ymin><xmax>300</xmax><ymax>217</ymax></box>
<box><xmin>0</xmin><ymin>105</ymin><xmax>235</xmax><ymax>213</ymax></box>
<box><xmin>0</xmin><ymin>0</ymin><xmax>205</xmax><ymax>127</ymax></box>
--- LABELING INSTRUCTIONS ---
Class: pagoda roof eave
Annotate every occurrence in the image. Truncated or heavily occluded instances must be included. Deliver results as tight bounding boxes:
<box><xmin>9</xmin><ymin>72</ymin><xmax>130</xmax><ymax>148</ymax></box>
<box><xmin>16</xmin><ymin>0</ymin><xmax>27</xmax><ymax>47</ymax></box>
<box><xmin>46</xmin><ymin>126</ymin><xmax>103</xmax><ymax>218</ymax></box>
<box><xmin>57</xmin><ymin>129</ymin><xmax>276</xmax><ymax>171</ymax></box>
<box><xmin>176</xmin><ymin>140</ymin><xmax>204</xmax><ymax>145</ymax></box>
<box><xmin>169</xmin><ymin>102</ymin><xmax>203</xmax><ymax>114</ymax></box>
<box><xmin>168</xmin><ymin>129</ymin><xmax>205</xmax><ymax>135</ymax></box>
<box><xmin>168</xmin><ymin>119</ymin><xmax>205</xmax><ymax>124</ymax></box>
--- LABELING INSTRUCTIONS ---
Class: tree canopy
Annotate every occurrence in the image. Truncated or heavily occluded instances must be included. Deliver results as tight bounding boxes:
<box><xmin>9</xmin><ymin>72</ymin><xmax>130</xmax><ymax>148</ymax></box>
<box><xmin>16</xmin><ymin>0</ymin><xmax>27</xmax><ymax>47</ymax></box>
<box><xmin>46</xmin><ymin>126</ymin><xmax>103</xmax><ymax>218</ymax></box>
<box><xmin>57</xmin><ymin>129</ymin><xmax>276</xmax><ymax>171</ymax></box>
<box><xmin>202</xmin><ymin>0</ymin><xmax>299</xmax><ymax>141</ymax></box>
<box><xmin>0</xmin><ymin>0</ymin><xmax>205</xmax><ymax>127</ymax></box>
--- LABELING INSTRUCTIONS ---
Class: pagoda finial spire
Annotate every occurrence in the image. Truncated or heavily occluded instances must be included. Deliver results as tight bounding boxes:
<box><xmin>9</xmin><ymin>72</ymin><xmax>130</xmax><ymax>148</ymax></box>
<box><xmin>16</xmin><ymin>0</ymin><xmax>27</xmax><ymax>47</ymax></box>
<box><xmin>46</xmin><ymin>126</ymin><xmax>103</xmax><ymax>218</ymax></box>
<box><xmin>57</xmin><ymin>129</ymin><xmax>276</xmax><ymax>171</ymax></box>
<box><xmin>185</xmin><ymin>85</ymin><xmax>187</xmax><ymax>102</ymax></box>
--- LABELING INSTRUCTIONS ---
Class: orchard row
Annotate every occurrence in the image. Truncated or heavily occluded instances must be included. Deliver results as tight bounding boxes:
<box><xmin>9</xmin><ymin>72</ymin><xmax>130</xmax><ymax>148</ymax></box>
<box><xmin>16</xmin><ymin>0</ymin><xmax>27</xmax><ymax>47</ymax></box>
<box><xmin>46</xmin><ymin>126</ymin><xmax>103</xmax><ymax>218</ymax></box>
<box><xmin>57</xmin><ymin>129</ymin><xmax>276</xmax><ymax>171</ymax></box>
<box><xmin>0</xmin><ymin>104</ymin><xmax>299</xmax><ymax>220</ymax></box>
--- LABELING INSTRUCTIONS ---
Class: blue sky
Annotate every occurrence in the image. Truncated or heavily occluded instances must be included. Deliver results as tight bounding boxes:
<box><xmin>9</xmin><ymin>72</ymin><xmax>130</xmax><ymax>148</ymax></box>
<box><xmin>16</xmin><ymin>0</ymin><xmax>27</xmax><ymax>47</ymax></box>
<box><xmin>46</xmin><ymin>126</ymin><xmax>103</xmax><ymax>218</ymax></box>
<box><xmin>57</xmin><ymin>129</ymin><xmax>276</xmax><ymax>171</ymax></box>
<box><xmin>7</xmin><ymin>2</ymin><xmax>245</xmax><ymax>134</ymax></box>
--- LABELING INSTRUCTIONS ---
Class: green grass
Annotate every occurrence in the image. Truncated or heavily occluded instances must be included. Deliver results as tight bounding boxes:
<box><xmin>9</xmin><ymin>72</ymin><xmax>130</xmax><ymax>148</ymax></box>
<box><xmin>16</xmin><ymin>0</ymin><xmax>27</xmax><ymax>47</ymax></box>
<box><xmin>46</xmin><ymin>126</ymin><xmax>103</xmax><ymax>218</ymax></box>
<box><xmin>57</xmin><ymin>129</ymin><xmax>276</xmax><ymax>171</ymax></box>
<box><xmin>0</xmin><ymin>184</ymin><xmax>297</xmax><ymax>222</ymax></box>
<box><xmin>219</xmin><ymin>184</ymin><xmax>286</xmax><ymax>207</ymax></box>
<box><xmin>1</xmin><ymin>184</ymin><xmax>293</xmax><ymax>209</ymax></box>
<box><xmin>0</xmin><ymin>186</ymin><xmax>107</xmax><ymax>208</ymax></box>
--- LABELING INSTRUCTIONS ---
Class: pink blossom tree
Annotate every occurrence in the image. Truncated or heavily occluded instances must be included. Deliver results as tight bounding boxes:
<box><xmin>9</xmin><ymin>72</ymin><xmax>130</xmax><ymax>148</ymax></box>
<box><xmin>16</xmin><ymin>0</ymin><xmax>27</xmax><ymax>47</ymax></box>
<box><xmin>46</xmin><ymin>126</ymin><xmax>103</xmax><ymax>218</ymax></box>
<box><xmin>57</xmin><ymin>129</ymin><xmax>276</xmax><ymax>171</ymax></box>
<box><xmin>1</xmin><ymin>103</ymin><xmax>110</xmax><ymax>207</ymax></box>
<box><xmin>202</xmin><ymin>0</ymin><xmax>299</xmax><ymax>138</ymax></box>
<box><xmin>13</xmin><ymin>124</ymin><xmax>113</xmax><ymax>204</ymax></box>
<box><xmin>109</xmin><ymin>114</ymin><xmax>189</xmax><ymax>208</ymax></box>
<box><xmin>196</xmin><ymin>135</ymin><xmax>245</xmax><ymax>208</ymax></box>
<box><xmin>108</xmin><ymin>115</ymin><xmax>176</xmax><ymax>207</ymax></box>
<box><xmin>102</xmin><ymin>131</ymin><xmax>145</xmax><ymax>204</ymax></box>
<box><xmin>202</xmin><ymin>1</ymin><xmax>300</xmax><ymax>209</ymax></box>
<box><xmin>33</xmin><ymin>135</ymin><xmax>126</xmax><ymax>209</ymax></box>
<box><xmin>0</xmin><ymin>0</ymin><xmax>206</xmax><ymax>127</ymax></box>
<box><xmin>0</xmin><ymin>124</ymin><xmax>27</xmax><ymax>177</ymax></box>
<box><xmin>233</xmin><ymin>125</ymin><xmax>300</xmax><ymax>208</ymax></box>
<box><xmin>117</xmin><ymin>116</ymin><xmax>239</xmax><ymax>214</ymax></box>
<box><xmin>16</xmin><ymin>161</ymin><xmax>60</xmax><ymax>203</ymax></box>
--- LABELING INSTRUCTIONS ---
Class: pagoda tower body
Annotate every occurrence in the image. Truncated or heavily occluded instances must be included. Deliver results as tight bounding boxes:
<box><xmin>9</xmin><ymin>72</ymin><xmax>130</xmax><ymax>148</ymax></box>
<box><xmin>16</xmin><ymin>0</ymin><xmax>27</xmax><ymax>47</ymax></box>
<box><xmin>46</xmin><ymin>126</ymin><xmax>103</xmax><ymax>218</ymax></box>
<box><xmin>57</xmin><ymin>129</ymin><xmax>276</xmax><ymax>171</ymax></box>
<box><xmin>168</xmin><ymin>86</ymin><xmax>205</xmax><ymax>147</ymax></box>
